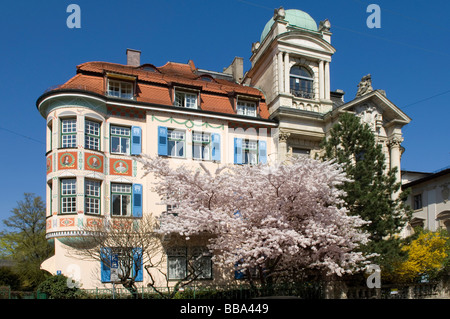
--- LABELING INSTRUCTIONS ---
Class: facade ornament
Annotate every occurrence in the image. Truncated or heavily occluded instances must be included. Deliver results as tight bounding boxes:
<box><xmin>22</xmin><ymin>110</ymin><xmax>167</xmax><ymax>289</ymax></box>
<box><xmin>273</xmin><ymin>7</ymin><xmax>286</xmax><ymax>21</ymax></box>
<box><xmin>388</xmin><ymin>137</ymin><xmax>403</xmax><ymax>148</ymax></box>
<box><xmin>356</xmin><ymin>74</ymin><xmax>374</xmax><ymax>97</ymax></box>
<box><xmin>319</xmin><ymin>19</ymin><xmax>331</xmax><ymax>32</ymax></box>
<box><xmin>251</xmin><ymin>41</ymin><xmax>260</xmax><ymax>53</ymax></box>
<box><xmin>441</xmin><ymin>184</ymin><xmax>449</xmax><ymax>203</ymax></box>
<box><xmin>278</xmin><ymin>131</ymin><xmax>291</xmax><ymax>142</ymax></box>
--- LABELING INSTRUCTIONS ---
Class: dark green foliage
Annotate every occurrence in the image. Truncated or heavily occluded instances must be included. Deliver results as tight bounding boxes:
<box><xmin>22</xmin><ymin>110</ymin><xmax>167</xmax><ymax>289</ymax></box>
<box><xmin>320</xmin><ymin>113</ymin><xmax>412</xmax><ymax>267</ymax></box>
<box><xmin>0</xmin><ymin>266</ymin><xmax>21</xmax><ymax>290</ymax></box>
<box><xmin>37</xmin><ymin>275</ymin><xmax>86</xmax><ymax>299</ymax></box>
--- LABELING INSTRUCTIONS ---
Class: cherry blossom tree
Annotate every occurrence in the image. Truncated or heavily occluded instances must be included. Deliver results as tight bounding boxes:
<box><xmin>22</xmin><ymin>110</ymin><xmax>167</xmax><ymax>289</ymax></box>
<box><xmin>138</xmin><ymin>155</ymin><xmax>371</xmax><ymax>286</ymax></box>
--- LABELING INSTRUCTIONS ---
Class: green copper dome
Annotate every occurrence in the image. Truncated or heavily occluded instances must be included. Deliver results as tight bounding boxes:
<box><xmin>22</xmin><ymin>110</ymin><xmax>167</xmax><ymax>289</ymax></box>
<box><xmin>260</xmin><ymin>9</ymin><xmax>318</xmax><ymax>43</ymax></box>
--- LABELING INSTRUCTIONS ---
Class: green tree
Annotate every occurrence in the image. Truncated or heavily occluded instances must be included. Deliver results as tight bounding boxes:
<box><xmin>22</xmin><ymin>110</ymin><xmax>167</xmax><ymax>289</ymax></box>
<box><xmin>320</xmin><ymin>113</ymin><xmax>412</xmax><ymax>268</ymax></box>
<box><xmin>1</xmin><ymin>193</ymin><xmax>53</xmax><ymax>289</ymax></box>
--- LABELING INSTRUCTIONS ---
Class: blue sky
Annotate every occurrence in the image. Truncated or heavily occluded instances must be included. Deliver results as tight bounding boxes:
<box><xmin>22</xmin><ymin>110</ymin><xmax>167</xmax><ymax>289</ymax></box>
<box><xmin>0</xmin><ymin>0</ymin><xmax>449</xmax><ymax>227</ymax></box>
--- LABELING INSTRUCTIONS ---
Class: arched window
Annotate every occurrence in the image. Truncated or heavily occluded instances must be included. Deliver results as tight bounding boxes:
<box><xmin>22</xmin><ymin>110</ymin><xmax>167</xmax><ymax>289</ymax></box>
<box><xmin>290</xmin><ymin>65</ymin><xmax>314</xmax><ymax>99</ymax></box>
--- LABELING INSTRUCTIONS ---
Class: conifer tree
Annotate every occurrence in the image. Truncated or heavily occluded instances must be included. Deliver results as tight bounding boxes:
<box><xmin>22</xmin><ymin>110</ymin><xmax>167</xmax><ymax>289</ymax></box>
<box><xmin>320</xmin><ymin>113</ymin><xmax>412</xmax><ymax>268</ymax></box>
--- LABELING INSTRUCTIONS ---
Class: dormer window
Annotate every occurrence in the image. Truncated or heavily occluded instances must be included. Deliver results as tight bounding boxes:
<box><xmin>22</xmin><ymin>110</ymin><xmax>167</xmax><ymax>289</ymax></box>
<box><xmin>174</xmin><ymin>90</ymin><xmax>198</xmax><ymax>109</ymax></box>
<box><xmin>290</xmin><ymin>65</ymin><xmax>314</xmax><ymax>99</ymax></box>
<box><xmin>107</xmin><ymin>79</ymin><xmax>133</xmax><ymax>99</ymax></box>
<box><xmin>237</xmin><ymin>100</ymin><xmax>257</xmax><ymax>117</ymax></box>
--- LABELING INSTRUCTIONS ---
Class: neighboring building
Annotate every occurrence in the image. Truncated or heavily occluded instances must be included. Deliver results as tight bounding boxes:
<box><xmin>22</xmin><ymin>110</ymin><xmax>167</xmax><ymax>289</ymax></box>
<box><xmin>36</xmin><ymin>8</ymin><xmax>411</xmax><ymax>289</ymax></box>
<box><xmin>402</xmin><ymin>168</ymin><xmax>450</xmax><ymax>235</ymax></box>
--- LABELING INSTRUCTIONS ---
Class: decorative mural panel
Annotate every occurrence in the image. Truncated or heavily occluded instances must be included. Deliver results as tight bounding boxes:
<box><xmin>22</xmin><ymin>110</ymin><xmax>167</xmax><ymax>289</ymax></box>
<box><xmin>58</xmin><ymin>152</ymin><xmax>78</xmax><ymax>170</ymax></box>
<box><xmin>85</xmin><ymin>153</ymin><xmax>104</xmax><ymax>173</ymax></box>
<box><xmin>109</xmin><ymin>158</ymin><xmax>132</xmax><ymax>176</ymax></box>
<box><xmin>59</xmin><ymin>217</ymin><xmax>75</xmax><ymax>227</ymax></box>
<box><xmin>86</xmin><ymin>218</ymin><xmax>103</xmax><ymax>228</ymax></box>
<box><xmin>47</xmin><ymin>155</ymin><xmax>52</xmax><ymax>174</ymax></box>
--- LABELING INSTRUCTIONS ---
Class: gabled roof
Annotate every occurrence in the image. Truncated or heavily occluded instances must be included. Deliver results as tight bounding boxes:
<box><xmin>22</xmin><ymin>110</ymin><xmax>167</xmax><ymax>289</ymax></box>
<box><xmin>334</xmin><ymin>90</ymin><xmax>411</xmax><ymax>125</ymax></box>
<box><xmin>40</xmin><ymin>60</ymin><xmax>271</xmax><ymax>120</ymax></box>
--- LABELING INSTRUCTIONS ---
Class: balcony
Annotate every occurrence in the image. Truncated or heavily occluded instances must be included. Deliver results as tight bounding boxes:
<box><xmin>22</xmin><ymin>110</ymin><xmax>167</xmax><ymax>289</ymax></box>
<box><xmin>290</xmin><ymin>88</ymin><xmax>314</xmax><ymax>100</ymax></box>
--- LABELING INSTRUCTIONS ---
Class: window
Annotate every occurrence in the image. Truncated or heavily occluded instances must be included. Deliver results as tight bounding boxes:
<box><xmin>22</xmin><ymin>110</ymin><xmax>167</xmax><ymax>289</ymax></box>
<box><xmin>167</xmin><ymin>246</ymin><xmax>212</xmax><ymax>280</ymax></box>
<box><xmin>191</xmin><ymin>247</ymin><xmax>212</xmax><ymax>279</ymax></box>
<box><xmin>61</xmin><ymin>118</ymin><xmax>77</xmax><ymax>148</ymax></box>
<box><xmin>85</xmin><ymin>120</ymin><xmax>100</xmax><ymax>151</ymax></box>
<box><xmin>234</xmin><ymin>138</ymin><xmax>267</xmax><ymax>165</ymax></box>
<box><xmin>192</xmin><ymin>132</ymin><xmax>211</xmax><ymax>161</ymax></box>
<box><xmin>111</xmin><ymin>183</ymin><xmax>132</xmax><ymax>216</ymax></box>
<box><xmin>85</xmin><ymin>179</ymin><xmax>101</xmax><ymax>215</ymax></box>
<box><xmin>292</xmin><ymin>148</ymin><xmax>310</xmax><ymax>157</ymax></box>
<box><xmin>243</xmin><ymin>139</ymin><xmax>258</xmax><ymax>165</ymax></box>
<box><xmin>413</xmin><ymin>194</ymin><xmax>423</xmax><ymax>210</ymax></box>
<box><xmin>107</xmin><ymin>80</ymin><xmax>133</xmax><ymax>99</ymax></box>
<box><xmin>111</xmin><ymin>126</ymin><xmax>130</xmax><ymax>155</ymax></box>
<box><xmin>167</xmin><ymin>247</ymin><xmax>187</xmax><ymax>280</ymax></box>
<box><xmin>290</xmin><ymin>65</ymin><xmax>314</xmax><ymax>99</ymax></box>
<box><xmin>237</xmin><ymin>101</ymin><xmax>257</xmax><ymax>117</ymax></box>
<box><xmin>175</xmin><ymin>91</ymin><xmax>197</xmax><ymax>109</ymax></box>
<box><xmin>168</xmin><ymin>129</ymin><xmax>185</xmax><ymax>158</ymax></box>
<box><xmin>100</xmin><ymin>247</ymin><xmax>143</xmax><ymax>283</ymax></box>
<box><xmin>61</xmin><ymin>179</ymin><xmax>76</xmax><ymax>214</ymax></box>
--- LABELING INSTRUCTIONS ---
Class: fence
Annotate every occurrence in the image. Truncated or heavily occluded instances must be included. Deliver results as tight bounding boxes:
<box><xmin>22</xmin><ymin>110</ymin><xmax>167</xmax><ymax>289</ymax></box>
<box><xmin>334</xmin><ymin>280</ymin><xmax>449</xmax><ymax>299</ymax></box>
<box><xmin>81</xmin><ymin>282</ymin><xmax>324</xmax><ymax>299</ymax></box>
<box><xmin>1</xmin><ymin>280</ymin><xmax>448</xmax><ymax>299</ymax></box>
<box><xmin>0</xmin><ymin>286</ymin><xmax>47</xmax><ymax>299</ymax></box>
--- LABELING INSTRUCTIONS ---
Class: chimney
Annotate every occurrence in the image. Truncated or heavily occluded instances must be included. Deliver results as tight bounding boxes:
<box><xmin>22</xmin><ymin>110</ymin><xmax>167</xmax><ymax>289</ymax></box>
<box><xmin>223</xmin><ymin>57</ymin><xmax>244</xmax><ymax>83</ymax></box>
<box><xmin>126</xmin><ymin>49</ymin><xmax>141</xmax><ymax>66</ymax></box>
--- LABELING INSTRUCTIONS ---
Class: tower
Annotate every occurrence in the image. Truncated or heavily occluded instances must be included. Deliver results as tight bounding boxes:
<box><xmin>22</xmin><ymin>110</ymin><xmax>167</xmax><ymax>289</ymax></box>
<box><xmin>244</xmin><ymin>8</ymin><xmax>336</xmax><ymax>161</ymax></box>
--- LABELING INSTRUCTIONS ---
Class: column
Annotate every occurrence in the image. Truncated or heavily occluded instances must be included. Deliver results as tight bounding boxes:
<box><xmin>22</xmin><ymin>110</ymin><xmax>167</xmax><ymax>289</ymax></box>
<box><xmin>324</xmin><ymin>61</ymin><xmax>330</xmax><ymax>100</ymax></box>
<box><xmin>319</xmin><ymin>60</ymin><xmax>324</xmax><ymax>100</ymax></box>
<box><xmin>278</xmin><ymin>131</ymin><xmax>290</xmax><ymax>162</ymax></box>
<box><xmin>284</xmin><ymin>52</ymin><xmax>290</xmax><ymax>94</ymax></box>
<box><xmin>388</xmin><ymin>137</ymin><xmax>403</xmax><ymax>198</ymax></box>
<box><xmin>278</xmin><ymin>51</ymin><xmax>284</xmax><ymax>94</ymax></box>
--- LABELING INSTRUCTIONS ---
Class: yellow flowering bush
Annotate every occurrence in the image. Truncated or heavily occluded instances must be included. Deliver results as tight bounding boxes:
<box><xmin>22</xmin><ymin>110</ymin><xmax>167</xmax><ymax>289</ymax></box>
<box><xmin>395</xmin><ymin>231</ymin><xmax>449</xmax><ymax>282</ymax></box>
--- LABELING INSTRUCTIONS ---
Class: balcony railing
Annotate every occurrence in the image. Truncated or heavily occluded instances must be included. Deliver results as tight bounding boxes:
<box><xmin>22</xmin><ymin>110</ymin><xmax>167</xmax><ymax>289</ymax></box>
<box><xmin>290</xmin><ymin>88</ymin><xmax>314</xmax><ymax>100</ymax></box>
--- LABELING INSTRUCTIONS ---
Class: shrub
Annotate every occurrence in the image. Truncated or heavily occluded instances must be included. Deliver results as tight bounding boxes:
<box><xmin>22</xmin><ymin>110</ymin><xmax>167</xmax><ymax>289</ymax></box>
<box><xmin>37</xmin><ymin>275</ymin><xmax>86</xmax><ymax>299</ymax></box>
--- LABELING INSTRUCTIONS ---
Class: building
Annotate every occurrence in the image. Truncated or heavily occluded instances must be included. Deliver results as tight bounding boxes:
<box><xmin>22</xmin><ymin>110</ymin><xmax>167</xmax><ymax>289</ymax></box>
<box><xmin>36</xmin><ymin>7</ymin><xmax>411</xmax><ymax>289</ymax></box>
<box><xmin>402</xmin><ymin>168</ymin><xmax>450</xmax><ymax>234</ymax></box>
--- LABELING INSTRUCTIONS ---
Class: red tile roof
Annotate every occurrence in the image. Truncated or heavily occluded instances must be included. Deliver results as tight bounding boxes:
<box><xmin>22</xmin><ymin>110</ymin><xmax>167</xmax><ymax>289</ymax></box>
<box><xmin>55</xmin><ymin>61</ymin><xmax>270</xmax><ymax>120</ymax></box>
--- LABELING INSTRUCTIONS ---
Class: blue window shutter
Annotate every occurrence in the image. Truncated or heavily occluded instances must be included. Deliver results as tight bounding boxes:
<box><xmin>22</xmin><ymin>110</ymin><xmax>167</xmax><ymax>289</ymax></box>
<box><xmin>158</xmin><ymin>126</ymin><xmax>168</xmax><ymax>156</ymax></box>
<box><xmin>100</xmin><ymin>247</ymin><xmax>111</xmax><ymax>283</ymax></box>
<box><xmin>234</xmin><ymin>261</ymin><xmax>245</xmax><ymax>280</ymax></box>
<box><xmin>234</xmin><ymin>138</ymin><xmax>242</xmax><ymax>164</ymax></box>
<box><xmin>133</xmin><ymin>247</ymin><xmax>143</xmax><ymax>282</ymax></box>
<box><xmin>258</xmin><ymin>140</ymin><xmax>267</xmax><ymax>164</ymax></box>
<box><xmin>211</xmin><ymin>133</ymin><xmax>221</xmax><ymax>162</ymax></box>
<box><xmin>132</xmin><ymin>184</ymin><xmax>143</xmax><ymax>217</ymax></box>
<box><xmin>131</xmin><ymin>126</ymin><xmax>142</xmax><ymax>155</ymax></box>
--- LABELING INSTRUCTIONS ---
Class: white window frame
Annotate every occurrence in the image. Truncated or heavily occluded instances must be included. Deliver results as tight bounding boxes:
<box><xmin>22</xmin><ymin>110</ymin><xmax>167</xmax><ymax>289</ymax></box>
<box><xmin>168</xmin><ymin>129</ymin><xmax>185</xmax><ymax>158</ymax></box>
<box><xmin>85</xmin><ymin>179</ymin><xmax>101</xmax><ymax>215</ymax></box>
<box><xmin>174</xmin><ymin>91</ymin><xmax>198</xmax><ymax>109</ymax></box>
<box><xmin>111</xmin><ymin>183</ymin><xmax>132</xmax><ymax>217</ymax></box>
<box><xmin>107</xmin><ymin>79</ymin><xmax>133</xmax><ymax>99</ymax></box>
<box><xmin>192</xmin><ymin>131</ymin><xmax>211</xmax><ymax>161</ymax></box>
<box><xmin>61</xmin><ymin>179</ymin><xmax>77</xmax><ymax>214</ymax></box>
<box><xmin>237</xmin><ymin>101</ymin><xmax>257</xmax><ymax>117</ymax></box>
<box><xmin>85</xmin><ymin>120</ymin><xmax>100</xmax><ymax>151</ymax></box>
<box><xmin>61</xmin><ymin>118</ymin><xmax>77</xmax><ymax>148</ymax></box>
<box><xmin>110</xmin><ymin>125</ymin><xmax>131</xmax><ymax>155</ymax></box>
<box><xmin>243</xmin><ymin>139</ymin><xmax>258</xmax><ymax>165</ymax></box>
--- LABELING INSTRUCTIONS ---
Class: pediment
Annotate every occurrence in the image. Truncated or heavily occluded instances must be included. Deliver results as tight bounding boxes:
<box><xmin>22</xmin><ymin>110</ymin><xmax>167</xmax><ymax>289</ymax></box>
<box><xmin>278</xmin><ymin>32</ymin><xmax>336</xmax><ymax>55</ymax></box>
<box><xmin>336</xmin><ymin>90</ymin><xmax>411</xmax><ymax>126</ymax></box>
